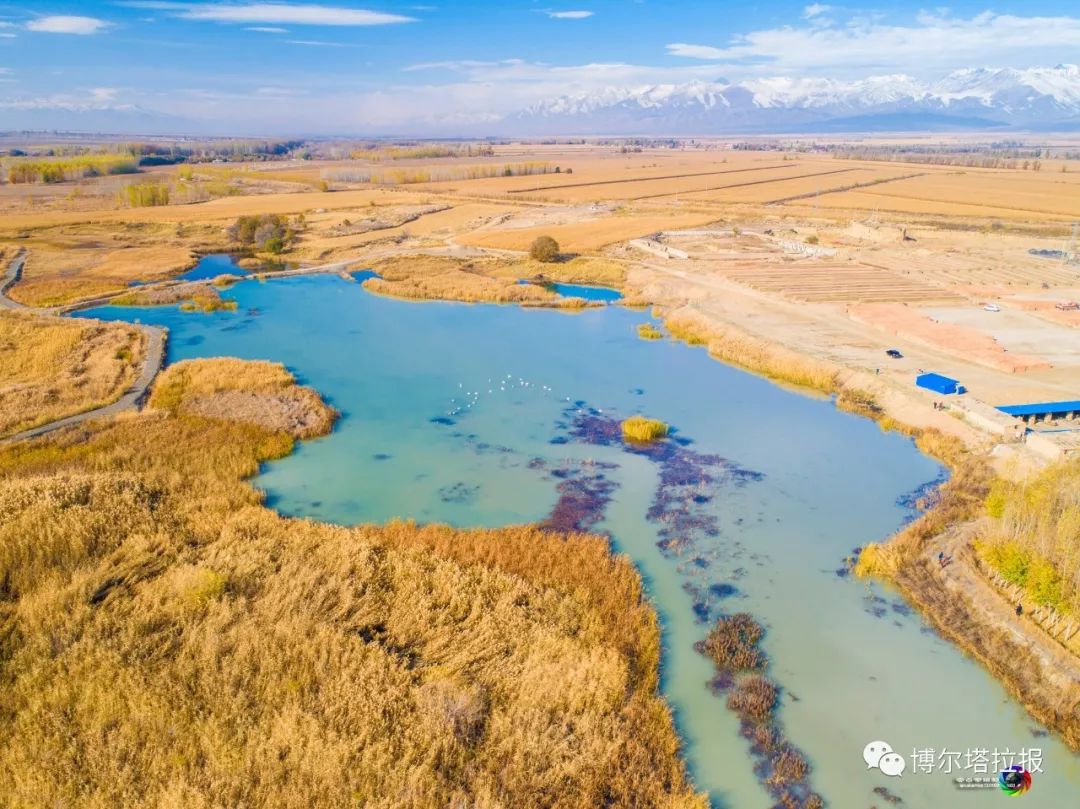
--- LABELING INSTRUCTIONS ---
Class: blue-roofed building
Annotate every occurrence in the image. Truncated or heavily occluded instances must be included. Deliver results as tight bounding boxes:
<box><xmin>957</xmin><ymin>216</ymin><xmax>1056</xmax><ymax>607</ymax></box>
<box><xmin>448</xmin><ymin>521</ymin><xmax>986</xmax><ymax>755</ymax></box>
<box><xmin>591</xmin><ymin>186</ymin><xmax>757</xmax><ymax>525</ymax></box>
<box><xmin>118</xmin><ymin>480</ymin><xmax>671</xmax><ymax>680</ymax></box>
<box><xmin>915</xmin><ymin>372</ymin><xmax>966</xmax><ymax>396</ymax></box>
<box><xmin>997</xmin><ymin>400</ymin><xmax>1080</xmax><ymax>425</ymax></box>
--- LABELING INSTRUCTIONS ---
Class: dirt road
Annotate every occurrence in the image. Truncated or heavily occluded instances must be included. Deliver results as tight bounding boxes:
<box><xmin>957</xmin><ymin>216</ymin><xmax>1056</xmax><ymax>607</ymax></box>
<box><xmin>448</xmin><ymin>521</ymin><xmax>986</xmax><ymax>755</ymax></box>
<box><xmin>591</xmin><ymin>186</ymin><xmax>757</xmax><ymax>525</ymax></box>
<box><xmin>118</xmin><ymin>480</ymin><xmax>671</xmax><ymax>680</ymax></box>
<box><xmin>0</xmin><ymin>250</ymin><xmax>26</xmax><ymax>309</ymax></box>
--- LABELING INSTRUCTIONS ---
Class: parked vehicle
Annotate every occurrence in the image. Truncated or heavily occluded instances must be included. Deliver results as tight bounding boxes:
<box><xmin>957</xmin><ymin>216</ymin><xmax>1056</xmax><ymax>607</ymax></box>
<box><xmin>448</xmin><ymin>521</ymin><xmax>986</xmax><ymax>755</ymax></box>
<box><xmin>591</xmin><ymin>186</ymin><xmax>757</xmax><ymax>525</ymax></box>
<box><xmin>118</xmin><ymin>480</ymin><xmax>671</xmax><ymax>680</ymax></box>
<box><xmin>984</xmin><ymin>303</ymin><xmax>1001</xmax><ymax>312</ymax></box>
<box><xmin>885</xmin><ymin>348</ymin><xmax>903</xmax><ymax>359</ymax></box>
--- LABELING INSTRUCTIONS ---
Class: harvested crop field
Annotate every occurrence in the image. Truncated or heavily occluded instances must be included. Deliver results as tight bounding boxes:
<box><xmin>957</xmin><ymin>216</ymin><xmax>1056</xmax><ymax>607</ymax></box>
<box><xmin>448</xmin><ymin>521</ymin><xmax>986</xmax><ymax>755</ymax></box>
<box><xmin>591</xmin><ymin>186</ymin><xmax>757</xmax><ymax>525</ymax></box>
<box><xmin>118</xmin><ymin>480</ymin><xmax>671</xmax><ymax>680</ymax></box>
<box><xmin>713</xmin><ymin>261</ymin><xmax>965</xmax><ymax>304</ymax></box>
<box><xmin>455</xmin><ymin>210</ymin><xmax>722</xmax><ymax>252</ymax></box>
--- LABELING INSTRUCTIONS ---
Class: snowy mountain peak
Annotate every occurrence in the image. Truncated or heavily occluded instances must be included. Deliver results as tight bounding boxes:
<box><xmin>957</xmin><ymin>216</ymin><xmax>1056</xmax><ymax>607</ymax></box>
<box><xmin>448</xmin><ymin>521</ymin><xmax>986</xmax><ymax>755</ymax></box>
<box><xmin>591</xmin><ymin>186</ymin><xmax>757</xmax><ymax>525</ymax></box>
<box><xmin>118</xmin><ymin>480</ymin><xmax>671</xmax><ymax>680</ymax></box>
<box><xmin>514</xmin><ymin>65</ymin><xmax>1080</xmax><ymax>134</ymax></box>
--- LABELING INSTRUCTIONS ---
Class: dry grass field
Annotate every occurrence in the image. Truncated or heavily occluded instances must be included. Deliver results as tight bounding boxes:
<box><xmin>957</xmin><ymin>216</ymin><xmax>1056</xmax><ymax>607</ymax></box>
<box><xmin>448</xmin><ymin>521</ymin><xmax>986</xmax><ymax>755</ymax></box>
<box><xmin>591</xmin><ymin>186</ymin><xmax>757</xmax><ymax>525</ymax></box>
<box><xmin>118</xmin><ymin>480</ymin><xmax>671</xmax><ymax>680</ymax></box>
<box><xmin>5</xmin><ymin>222</ymin><xmax>226</xmax><ymax>307</ymax></box>
<box><xmin>0</xmin><ymin>310</ymin><xmax>146</xmax><ymax>437</ymax></box>
<box><xmin>0</xmin><ymin>359</ymin><xmax>704</xmax><ymax>808</ymax></box>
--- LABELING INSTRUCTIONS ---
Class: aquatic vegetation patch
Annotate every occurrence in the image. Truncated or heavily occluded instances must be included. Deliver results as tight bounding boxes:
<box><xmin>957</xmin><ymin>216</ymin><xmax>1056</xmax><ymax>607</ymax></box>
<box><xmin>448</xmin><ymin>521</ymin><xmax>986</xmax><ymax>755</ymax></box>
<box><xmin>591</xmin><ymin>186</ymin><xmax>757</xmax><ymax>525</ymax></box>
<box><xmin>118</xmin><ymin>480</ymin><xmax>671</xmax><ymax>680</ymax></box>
<box><xmin>178</xmin><ymin>290</ymin><xmax>239</xmax><ymax>313</ymax></box>
<box><xmin>621</xmin><ymin>415</ymin><xmax>669</xmax><ymax>443</ymax></box>
<box><xmin>541</xmin><ymin>462</ymin><xmax>619</xmax><ymax>533</ymax></box>
<box><xmin>438</xmin><ymin>482</ymin><xmax>479</xmax><ymax>505</ymax></box>
<box><xmin>698</xmin><ymin>612</ymin><xmax>767</xmax><ymax>673</ymax></box>
<box><xmin>698</xmin><ymin>611</ymin><xmax>825</xmax><ymax>809</ymax></box>
<box><xmin>564</xmin><ymin>406</ymin><xmax>763</xmax><ymax>559</ymax></box>
<box><xmin>638</xmin><ymin>322</ymin><xmax>664</xmax><ymax>340</ymax></box>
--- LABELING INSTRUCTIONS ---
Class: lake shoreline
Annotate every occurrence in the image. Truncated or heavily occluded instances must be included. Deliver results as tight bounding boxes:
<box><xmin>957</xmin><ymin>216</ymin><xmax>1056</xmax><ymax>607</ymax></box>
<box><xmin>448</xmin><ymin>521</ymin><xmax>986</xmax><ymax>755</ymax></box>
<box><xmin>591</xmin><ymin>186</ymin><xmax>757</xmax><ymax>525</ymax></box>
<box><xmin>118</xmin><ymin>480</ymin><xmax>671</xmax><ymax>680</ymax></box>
<box><xmin>642</xmin><ymin>290</ymin><xmax>1080</xmax><ymax>753</ymax></box>
<box><xmin>75</xmin><ymin>252</ymin><xmax>1080</xmax><ymax>756</ymax></box>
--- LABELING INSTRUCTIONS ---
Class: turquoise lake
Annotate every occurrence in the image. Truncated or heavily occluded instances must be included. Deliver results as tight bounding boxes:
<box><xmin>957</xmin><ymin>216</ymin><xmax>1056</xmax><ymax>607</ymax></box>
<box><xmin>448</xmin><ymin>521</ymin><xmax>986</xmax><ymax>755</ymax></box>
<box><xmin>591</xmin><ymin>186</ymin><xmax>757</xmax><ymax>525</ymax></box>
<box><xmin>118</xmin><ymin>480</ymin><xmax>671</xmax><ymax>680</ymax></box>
<box><xmin>82</xmin><ymin>273</ymin><xmax>1080</xmax><ymax>808</ymax></box>
<box><xmin>177</xmin><ymin>253</ymin><xmax>249</xmax><ymax>281</ymax></box>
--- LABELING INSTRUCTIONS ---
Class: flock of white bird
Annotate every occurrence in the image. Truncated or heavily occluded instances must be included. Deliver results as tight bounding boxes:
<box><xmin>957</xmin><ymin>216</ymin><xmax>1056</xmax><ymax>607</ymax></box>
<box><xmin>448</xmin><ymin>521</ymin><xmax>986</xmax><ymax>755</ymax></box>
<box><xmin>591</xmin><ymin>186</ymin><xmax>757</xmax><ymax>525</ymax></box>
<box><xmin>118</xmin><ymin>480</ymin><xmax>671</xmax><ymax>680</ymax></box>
<box><xmin>445</xmin><ymin>375</ymin><xmax>572</xmax><ymax>418</ymax></box>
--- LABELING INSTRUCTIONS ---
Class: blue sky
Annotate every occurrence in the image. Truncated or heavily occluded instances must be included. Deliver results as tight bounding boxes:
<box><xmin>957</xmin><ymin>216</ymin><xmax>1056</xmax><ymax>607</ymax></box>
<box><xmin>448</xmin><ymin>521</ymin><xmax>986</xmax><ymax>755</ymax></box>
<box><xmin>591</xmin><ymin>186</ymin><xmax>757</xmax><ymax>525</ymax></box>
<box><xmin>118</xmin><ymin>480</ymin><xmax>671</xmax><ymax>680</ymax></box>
<box><xmin>1</xmin><ymin>2</ymin><xmax>1078</xmax><ymax>133</ymax></box>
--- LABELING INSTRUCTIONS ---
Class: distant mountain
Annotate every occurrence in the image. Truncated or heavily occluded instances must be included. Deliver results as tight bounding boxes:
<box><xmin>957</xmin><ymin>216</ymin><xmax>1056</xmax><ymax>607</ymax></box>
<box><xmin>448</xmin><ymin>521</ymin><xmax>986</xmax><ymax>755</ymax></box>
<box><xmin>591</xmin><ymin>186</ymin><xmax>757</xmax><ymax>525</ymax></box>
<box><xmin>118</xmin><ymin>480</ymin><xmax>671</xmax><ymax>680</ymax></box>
<box><xmin>509</xmin><ymin>65</ymin><xmax>1080</xmax><ymax>134</ymax></box>
<box><xmin>0</xmin><ymin>103</ymin><xmax>184</xmax><ymax>136</ymax></box>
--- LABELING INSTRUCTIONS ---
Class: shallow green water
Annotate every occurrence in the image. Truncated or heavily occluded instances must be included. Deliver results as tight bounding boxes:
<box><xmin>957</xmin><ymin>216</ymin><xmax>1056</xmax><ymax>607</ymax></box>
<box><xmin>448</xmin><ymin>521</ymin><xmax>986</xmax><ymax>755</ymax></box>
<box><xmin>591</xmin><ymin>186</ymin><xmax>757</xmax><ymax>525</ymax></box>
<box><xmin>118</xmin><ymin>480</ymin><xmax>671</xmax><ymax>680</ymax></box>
<box><xmin>83</xmin><ymin>274</ymin><xmax>1080</xmax><ymax>807</ymax></box>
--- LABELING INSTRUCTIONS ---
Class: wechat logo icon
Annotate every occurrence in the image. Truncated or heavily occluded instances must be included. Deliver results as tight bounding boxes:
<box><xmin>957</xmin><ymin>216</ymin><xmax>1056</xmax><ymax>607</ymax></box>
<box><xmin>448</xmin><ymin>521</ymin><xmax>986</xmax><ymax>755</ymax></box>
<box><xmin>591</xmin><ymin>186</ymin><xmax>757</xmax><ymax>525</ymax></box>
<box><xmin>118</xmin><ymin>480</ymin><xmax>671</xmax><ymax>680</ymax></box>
<box><xmin>864</xmin><ymin>741</ymin><xmax>906</xmax><ymax>777</ymax></box>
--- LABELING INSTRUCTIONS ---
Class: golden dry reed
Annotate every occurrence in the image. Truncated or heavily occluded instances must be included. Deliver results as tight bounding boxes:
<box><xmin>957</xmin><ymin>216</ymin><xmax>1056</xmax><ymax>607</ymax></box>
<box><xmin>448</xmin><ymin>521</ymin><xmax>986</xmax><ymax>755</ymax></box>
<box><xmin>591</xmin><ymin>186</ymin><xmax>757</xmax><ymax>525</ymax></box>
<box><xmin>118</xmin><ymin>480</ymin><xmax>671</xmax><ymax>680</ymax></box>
<box><xmin>664</xmin><ymin>310</ymin><xmax>840</xmax><ymax>393</ymax></box>
<box><xmin>0</xmin><ymin>358</ymin><xmax>705</xmax><ymax>808</ymax></box>
<box><xmin>0</xmin><ymin>311</ymin><xmax>146</xmax><ymax>438</ymax></box>
<box><xmin>622</xmin><ymin>416</ymin><xmax>669</xmax><ymax>443</ymax></box>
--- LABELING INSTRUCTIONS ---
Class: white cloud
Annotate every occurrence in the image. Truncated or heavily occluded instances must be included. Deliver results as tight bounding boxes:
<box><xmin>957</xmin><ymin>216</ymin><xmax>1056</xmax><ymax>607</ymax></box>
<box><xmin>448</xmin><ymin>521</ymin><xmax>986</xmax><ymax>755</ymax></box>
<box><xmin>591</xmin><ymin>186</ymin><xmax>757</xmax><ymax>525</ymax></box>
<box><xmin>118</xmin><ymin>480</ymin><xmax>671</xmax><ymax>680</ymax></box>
<box><xmin>26</xmin><ymin>15</ymin><xmax>109</xmax><ymax>35</ymax></box>
<box><xmin>546</xmin><ymin>10</ymin><xmax>594</xmax><ymax>19</ymax></box>
<box><xmin>0</xmin><ymin>87</ymin><xmax>136</xmax><ymax>111</ymax></box>
<box><xmin>286</xmin><ymin>39</ymin><xmax>347</xmax><ymax>47</ymax></box>
<box><xmin>664</xmin><ymin>12</ymin><xmax>1080</xmax><ymax>76</ymax></box>
<box><xmin>802</xmin><ymin>4</ymin><xmax>832</xmax><ymax>19</ymax></box>
<box><xmin>666</xmin><ymin>43</ymin><xmax>724</xmax><ymax>59</ymax></box>
<box><xmin>125</xmin><ymin>3</ymin><xmax>415</xmax><ymax>26</ymax></box>
<box><xmin>89</xmin><ymin>87</ymin><xmax>120</xmax><ymax>103</ymax></box>
<box><xmin>255</xmin><ymin>85</ymin><xmax>309</xmax><ymax>96</ymax></box>
<box><xmin>247</xmin><ymin>26</ymin><xmax>288</xmax><ymax>33</ymax></box>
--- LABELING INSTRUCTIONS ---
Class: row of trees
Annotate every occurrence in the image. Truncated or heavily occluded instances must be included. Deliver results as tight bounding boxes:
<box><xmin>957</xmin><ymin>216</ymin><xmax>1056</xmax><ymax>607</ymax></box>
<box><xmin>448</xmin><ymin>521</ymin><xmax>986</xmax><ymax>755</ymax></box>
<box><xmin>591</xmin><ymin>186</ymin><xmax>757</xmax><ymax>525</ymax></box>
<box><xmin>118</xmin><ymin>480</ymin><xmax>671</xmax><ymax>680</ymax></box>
<box><xmin>833</xmin><ymin>149</ymin><xmax>1046</xmax><ymax>170</ymax></box>
<box><xmin>5</xmin><ymin>154</ymin><xmax>138</xmax><ymax>184</ymax></box>
<box><xmin>323</xmin><ymin>161</ymin><xmax>555</xmax><ymax>186</ymax></box>
<box><xmin>121</xmin><ymin>182</ymin><xmax>170</xmax><ymax>207</ymax></box>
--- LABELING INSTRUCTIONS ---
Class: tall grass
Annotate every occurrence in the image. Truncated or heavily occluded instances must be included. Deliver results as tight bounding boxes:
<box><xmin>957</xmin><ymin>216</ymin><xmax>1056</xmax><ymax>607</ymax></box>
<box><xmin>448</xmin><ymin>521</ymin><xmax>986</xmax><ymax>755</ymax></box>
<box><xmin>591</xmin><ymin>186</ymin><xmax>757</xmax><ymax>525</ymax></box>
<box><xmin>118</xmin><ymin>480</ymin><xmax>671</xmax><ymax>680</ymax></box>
<box><xmin>0</xmin><ymin>359</ymin><xmax>705</xmax><ymax>808</ymax></box>
<box><xmin>365</xmin><ymin>255</ymin><xmax>565</xmax><ymax>305</ymax></box>
<box><xmin>664</xmin><ymin>311</ymin><xmax>840</xmax><ymax>393</ymax></box>
<box><xmin>0</xmin><ymin>311</ymin><xmax>146</xmax><ymax>438</ymax></box>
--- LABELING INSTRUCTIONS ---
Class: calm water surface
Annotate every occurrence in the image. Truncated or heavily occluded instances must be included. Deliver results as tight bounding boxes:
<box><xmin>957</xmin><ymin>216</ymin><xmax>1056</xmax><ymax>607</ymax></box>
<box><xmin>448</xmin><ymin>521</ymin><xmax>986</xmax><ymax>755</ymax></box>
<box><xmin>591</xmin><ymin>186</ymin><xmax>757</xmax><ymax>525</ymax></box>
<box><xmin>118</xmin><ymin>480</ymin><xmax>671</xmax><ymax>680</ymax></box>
<box><xmin>83</xmin><ymin>274</ymin><xmax>1080</xmax><ymax>808</ymax></box>
<box><xmin>177</xmin><ymin>253</ymin><xmax>249</xmax><ymax>281</ymax></box>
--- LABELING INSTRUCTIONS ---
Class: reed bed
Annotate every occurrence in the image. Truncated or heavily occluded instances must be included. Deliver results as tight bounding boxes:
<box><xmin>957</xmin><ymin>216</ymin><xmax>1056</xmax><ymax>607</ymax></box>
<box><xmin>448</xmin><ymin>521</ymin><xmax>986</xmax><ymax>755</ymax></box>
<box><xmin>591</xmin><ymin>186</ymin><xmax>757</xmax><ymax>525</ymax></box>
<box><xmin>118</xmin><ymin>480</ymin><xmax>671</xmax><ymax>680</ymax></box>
<box><xmin>0</xmin><ymin>359</ymin><xmax>705</xmax><ymax>808</ymax></box>
<box><xmin>365</xmin><ymin>254</ymin><xmax>566</xmax><ymax>305</ymax></box>
<box><xmin>664</xmin><ymin>310</ymin><xmax>840</xmax><ymax>394</ymax></box>
<box><xmin>0</xmin><ymin>311</ymin><xmax>146</xmax><ymax>438</ymax></box>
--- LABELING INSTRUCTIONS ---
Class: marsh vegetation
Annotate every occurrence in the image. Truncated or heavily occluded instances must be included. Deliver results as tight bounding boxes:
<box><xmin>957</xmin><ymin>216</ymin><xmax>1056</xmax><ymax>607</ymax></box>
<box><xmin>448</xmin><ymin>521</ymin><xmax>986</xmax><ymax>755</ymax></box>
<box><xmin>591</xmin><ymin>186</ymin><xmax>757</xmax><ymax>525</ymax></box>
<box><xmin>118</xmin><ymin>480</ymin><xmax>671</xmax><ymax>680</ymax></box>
<box><xmin>0</xmin><ymin>311</ymin><xmax>145</xmax><ymax>438</ymax></box>
<box><xmin>621</xmin><ymin>415</ymin><xmax>670</xmax><ymax>443</ymax></box>
<box><xmin>0</xmin><ymin>358</ymin><xmax>704</xmax><ymax>808</ymax></box>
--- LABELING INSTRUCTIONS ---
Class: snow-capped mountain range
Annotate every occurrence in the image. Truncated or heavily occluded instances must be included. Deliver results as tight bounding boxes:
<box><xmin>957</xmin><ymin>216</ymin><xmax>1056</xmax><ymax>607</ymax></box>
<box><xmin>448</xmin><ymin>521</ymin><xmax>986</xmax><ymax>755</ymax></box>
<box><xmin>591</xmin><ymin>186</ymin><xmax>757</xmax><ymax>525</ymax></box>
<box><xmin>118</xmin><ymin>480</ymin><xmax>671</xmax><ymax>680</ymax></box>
<box><xmin>510</xmin><ymin>65</ymin><xmax>1080</xmax><ymax>133</ymax></box>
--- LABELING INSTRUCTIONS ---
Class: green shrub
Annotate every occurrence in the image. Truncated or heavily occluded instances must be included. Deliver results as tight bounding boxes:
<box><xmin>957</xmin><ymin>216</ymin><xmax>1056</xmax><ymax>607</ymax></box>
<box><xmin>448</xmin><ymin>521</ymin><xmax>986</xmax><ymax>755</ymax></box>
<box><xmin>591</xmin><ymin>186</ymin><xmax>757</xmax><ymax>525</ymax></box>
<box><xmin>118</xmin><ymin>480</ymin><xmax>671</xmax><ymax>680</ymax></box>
<box><xmin>228</xmin><ymin>214</ymin><xmax>297</xmax><ymax>254</ymax></box>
